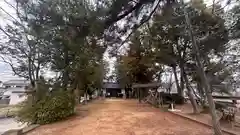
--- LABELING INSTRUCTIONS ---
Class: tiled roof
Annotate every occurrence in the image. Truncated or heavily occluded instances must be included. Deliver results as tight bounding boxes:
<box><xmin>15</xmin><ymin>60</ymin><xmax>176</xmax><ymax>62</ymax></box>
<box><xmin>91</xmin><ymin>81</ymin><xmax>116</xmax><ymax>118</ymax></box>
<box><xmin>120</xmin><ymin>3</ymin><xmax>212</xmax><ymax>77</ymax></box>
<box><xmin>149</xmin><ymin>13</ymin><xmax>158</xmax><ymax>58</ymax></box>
<box><xmin>132</xmin><ymin>82</ymin><xmax>161</xmax><ymax>88</ymax></box>
<box><xmin>3</xmin><ymin>87</ymin><xmax>26</xmax><ymax>96</ymax></box>
<box><xmin>102</xmin><ymin>82</ymin><xmax>121</xmax><ymax>89</ymax></box>
<box><xmin>3</xmin><ymin>80</ymin><xmax>29</xmax><ymax>86</ymax></box>
<box><xmin>5</xmin><ymin>87</ymin><xmax>26</xmax><ymax>92</ymax></box>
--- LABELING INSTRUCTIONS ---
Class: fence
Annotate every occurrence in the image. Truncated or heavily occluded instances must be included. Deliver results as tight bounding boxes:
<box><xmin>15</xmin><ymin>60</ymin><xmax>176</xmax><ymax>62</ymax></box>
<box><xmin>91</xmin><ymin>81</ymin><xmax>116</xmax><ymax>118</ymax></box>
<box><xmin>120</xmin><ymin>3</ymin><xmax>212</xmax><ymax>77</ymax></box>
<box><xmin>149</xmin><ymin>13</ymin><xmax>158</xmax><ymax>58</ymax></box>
<box><xmin>0</xmin><ymin>99</ymin><xmax>10</xmax><ymax>105</ymax></box>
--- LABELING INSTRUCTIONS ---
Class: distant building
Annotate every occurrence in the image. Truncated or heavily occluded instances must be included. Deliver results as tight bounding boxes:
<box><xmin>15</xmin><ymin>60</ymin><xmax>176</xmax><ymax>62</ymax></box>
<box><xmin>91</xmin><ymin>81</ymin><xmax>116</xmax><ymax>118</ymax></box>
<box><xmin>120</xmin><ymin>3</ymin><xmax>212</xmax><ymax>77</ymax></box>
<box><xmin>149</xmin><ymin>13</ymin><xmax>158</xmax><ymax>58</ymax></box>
<box><xmin>3</xmin><ymin>80</ymin><xmax>29</xmax><ymax>88</ymax></box>
<box><xmin>102</xmin><ymin>82</ymin><xmax>124</xmax><ymax>98</ymax></box>
<box><xmin>2</xmin><ymin>87</ymin><xmax>27</xmax><ymax>105</ymax></box>
<box><xmin>156</xmin><ymin>82</ymin><xmax>178</xmax><ymax>94</ymax></box>
<box><xmin>1</xmin><ymin>80</ymin><xmax>29</xmax><ymax>105</ymax></box>
<box><xmin>0</xmin><ymin>88</ymin><xmax>5</xmax><ymax>95</ymax></box>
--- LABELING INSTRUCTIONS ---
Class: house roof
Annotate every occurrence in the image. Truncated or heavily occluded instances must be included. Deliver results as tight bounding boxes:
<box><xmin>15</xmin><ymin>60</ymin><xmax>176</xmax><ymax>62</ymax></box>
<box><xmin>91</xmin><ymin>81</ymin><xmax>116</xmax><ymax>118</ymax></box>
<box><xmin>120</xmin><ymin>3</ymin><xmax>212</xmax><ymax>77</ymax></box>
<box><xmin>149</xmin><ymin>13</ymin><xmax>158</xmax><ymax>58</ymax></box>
<box><xmin>132</xmin><ymin>82</ymin><xmax>162</xmax><ymax>88</ymax></box>
<box><xmin>0</xmin><ymin>88</ymin><xmax>6</xmax><ymax>92</ymax></box>
<box><xmin>103</xmin><ymin>82</ymin><xmax>174</xmax><ymax>89</ymax></box>
<box><xmin>3</xmin><ymin>80</ymin><xmax>29</xmax><ymax>86</ymax></box>
<box><xmin>102</xmin><ymin>82</ymin><xmax>121</xmax><ymax>89</ymax></box>
<box><xmin>3</xmin><ymin>87</ymin><xmax>26</xmax><ymax>95</ymax></box>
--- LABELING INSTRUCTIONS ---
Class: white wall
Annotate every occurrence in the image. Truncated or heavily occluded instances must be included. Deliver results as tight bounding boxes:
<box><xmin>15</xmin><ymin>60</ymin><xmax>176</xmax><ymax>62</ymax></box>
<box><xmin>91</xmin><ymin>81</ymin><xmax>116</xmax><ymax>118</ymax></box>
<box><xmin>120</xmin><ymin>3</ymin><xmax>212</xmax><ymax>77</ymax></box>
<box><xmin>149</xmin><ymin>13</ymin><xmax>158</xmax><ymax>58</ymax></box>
<box><xmin>3</xmin><ymin>90</ymin><xmax>11</xmax><ymax>96</ymax></box>
<box><xmin>103</xmin><ymin>89</ymin><xmax>106</xmax><ymax>94</ymax></box>
<box><xmin>3</xmin><ymin>88</ymin><xmax>27</xmax><ymax>105</ymax></box>
<box><xmin>121</xmin><ymin>89</ymin><xmax>125</xmax><ymax>94</ymax></box>
<box><xmin>157</xmin><ymin>82</ymin><xmax>178</xmax><ymax>94</ymax></box>
<box><xmin>9</xmin><ymin>93</ymin><xmax>27</xmax><ymax>105</ymax></box>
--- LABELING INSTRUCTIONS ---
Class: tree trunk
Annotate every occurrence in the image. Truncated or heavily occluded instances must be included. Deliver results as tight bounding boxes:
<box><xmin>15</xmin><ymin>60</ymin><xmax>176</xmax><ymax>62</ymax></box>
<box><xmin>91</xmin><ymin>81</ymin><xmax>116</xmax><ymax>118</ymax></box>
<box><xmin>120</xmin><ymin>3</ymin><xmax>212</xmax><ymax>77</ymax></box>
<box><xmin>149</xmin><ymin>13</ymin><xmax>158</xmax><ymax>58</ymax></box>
<box><xmin>84</xmin><ymin>87</ymin><xmax>88</xmax><ymax>104</ymax></box>
<box><xmin>28</xmin><ymin>57</ymin><xmax>35</xmax><ymax>88</ymax></box>
<box><xmin>75</xmin><ymin>83</ymin><xmax>80</xmax><ymax>103</ymax></box>
<box><xmin>183</xmin><ymin>71</ymin><xmax>199</xmax><ymax>114</ymax></box>
<box><xmin>63</xmin><ymin>46</ymin><xmax>69</xmax><ymax>90</ymax></box>
<box><xmin>197</xmin><ymin>81</ymin><xmax>207</xmax><ymax>107</ymax></box>
<box><xmin>179</xmin><ymin>61</ymin><xmax>185</xmax><ymax>93</ymax></box>
<box><xmin>172</xmin><ymin>66</ymin><xmax>182</xmax><ymax>96</ymax></box>
<box><xmin>180</xmin><ymin>0</ymin><xmax>223</xmax><ymax>134</ymax></box>
<box><xmin>35</xmin><ymin>58</ymin><xmax>41</xmax><ymax>81</ymax></box>
<box><xmin>138</xmin><ymin>88</ymin><xmax>141</xmax><ymax>103</ymax></box>
<box><xmin>179</xmin><ymin>62</ymin><xmax>186</xmax><ymax>105</ymax></box>
<box><xmin>84</xmin><ymin>92</ymin><xmax>87</xmax><ymax>104</ymax></box>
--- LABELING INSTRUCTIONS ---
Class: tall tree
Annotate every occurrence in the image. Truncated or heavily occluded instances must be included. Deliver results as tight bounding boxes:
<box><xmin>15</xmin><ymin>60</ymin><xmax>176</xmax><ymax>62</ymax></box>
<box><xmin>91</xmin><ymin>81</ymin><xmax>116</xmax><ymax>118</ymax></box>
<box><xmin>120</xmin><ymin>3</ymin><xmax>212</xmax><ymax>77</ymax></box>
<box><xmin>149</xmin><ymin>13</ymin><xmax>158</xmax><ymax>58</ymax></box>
<box><xmin>0</xmin><ymin>1</ymin><xmax>49</xmax><ymax>88</ymax></box>
<box><xmin>179</xmin><ymin>0</ymin><xmax>227</xmax><ymax>134</ymax></box>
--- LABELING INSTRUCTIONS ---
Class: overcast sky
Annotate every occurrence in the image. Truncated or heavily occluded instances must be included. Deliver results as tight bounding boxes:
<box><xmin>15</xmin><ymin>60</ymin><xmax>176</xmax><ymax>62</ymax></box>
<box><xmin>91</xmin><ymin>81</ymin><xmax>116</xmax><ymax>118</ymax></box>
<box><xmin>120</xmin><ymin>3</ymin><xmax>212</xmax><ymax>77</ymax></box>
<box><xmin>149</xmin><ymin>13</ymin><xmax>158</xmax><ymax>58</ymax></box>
<box><xmin>0</xmin><ymin>0</ymin><xmax>20</xmax><ymax>82</ymax></box>
<box><xmin>0</xmin><ymin>0</ymin><xmax>235</xmax><ymax>82</ymax></box>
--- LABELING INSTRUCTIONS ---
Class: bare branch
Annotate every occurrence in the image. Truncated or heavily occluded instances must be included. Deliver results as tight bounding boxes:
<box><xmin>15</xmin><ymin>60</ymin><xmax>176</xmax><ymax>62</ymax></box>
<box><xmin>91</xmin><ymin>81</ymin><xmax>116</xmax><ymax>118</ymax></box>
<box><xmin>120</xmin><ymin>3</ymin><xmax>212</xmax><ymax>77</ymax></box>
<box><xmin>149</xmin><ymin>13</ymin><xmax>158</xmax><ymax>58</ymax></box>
<box><xmin>0</xmin><ymin>55</ymin><xmax>27</xmax><ymax>78</ymax></box>
<box><xmin>104</xmin><ymin>1</ymin><xmax>144</xmax><ymax>28</ymax></box>
<box><xmin>0</xmin><ymin>6</ymin><xmax>20</xmax><ymax>24</ymax></box>
<box><xmin>0</xmin><ymin>26</ymin><xmax>11</xmax><ymax>37</ymax></box>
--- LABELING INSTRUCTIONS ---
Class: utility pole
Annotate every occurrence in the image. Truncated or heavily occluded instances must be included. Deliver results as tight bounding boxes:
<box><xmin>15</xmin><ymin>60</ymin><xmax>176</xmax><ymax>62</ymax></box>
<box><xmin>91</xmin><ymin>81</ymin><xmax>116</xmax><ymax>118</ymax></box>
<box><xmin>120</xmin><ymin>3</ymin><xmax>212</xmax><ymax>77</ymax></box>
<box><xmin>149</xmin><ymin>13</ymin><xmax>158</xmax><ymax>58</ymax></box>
<box><xmin>179</xmin><ymin>0</ymin><xmax>223</xmax><ymax>135</ymax></box>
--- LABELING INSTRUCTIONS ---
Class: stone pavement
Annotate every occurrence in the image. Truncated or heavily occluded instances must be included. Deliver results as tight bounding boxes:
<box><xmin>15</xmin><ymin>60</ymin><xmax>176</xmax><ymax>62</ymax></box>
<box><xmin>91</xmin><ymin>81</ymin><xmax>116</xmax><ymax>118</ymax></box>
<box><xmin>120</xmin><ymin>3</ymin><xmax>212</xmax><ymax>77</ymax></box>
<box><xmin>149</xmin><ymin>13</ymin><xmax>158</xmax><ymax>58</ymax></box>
<box><xmin>175</xmin><ymin>103</ymin><xmax>240</xmax><ymax>135</ymax></box>
<box><xmin>0</xmin><ymin>118</ymin><xmax>26</xmax><ymax>134</ymax></box>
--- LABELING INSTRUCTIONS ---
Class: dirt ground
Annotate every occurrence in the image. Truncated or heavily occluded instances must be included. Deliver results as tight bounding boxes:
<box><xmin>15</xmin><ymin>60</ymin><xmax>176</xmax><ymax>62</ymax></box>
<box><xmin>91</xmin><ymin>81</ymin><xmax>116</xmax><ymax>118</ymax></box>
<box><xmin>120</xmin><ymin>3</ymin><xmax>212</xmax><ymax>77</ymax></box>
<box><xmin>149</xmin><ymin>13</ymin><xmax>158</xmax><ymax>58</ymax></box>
<box><xmin>26</xmin><ymin>99</ymin><xmax>218</xmax><ymax>135</ymax></box>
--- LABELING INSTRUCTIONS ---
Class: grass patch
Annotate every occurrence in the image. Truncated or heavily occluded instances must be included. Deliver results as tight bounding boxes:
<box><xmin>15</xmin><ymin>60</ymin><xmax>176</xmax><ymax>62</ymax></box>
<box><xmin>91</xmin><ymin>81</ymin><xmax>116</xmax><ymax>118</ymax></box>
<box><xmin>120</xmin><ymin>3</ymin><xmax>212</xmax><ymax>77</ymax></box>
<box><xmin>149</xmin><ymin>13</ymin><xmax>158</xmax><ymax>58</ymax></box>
<box><xmin>0</xmin><ymin>105</ymin><xmax>19</xmax><ymax>117</ymax></box>
<box><xmin>0</xmin><ymin>104</ymin><xmax>8</xmax><ymax>108</ymax></box>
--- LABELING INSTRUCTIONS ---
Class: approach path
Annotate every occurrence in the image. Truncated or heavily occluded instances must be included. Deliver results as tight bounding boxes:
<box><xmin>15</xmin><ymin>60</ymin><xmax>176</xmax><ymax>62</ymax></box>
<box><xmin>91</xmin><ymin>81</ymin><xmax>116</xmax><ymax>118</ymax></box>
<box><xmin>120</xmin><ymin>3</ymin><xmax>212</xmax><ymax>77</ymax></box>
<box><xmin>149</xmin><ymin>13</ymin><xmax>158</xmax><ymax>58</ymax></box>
<box><xmin>27</xmin><ymin>99</ymin><xmax>219</xmax><ymax>135</ymax></box>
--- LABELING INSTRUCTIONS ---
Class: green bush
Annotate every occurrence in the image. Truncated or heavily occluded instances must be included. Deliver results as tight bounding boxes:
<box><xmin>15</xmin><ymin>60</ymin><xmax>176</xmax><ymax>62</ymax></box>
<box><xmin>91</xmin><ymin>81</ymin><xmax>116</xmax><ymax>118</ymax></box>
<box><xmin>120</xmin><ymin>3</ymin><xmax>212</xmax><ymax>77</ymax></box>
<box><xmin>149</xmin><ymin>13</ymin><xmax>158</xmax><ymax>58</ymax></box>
<box><xmin>17</xmin><ymin>90</ymin><xmax>75</xmax><ymax>124</ymax></box>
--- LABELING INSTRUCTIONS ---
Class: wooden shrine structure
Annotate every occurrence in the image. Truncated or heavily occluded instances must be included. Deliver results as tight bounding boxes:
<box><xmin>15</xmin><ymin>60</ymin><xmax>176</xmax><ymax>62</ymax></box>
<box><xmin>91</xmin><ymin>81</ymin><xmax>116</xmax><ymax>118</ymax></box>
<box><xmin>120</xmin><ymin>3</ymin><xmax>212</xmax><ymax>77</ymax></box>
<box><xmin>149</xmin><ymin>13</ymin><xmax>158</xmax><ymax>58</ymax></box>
<box><xmin>132</xmin><ymin>82</ymin><xmax>161</xmax><ymax>103</ymax></box>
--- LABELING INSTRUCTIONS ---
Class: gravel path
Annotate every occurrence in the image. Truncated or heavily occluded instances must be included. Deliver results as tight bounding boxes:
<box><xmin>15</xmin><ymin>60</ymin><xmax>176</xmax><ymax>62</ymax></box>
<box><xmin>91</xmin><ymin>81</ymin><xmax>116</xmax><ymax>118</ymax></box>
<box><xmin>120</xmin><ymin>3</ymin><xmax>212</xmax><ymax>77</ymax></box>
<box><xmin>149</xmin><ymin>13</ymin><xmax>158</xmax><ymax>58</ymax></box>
<box><xmin>27</xmin><ymin>99</ymin><xmax>217</xmax><ymax>135</ymax></box>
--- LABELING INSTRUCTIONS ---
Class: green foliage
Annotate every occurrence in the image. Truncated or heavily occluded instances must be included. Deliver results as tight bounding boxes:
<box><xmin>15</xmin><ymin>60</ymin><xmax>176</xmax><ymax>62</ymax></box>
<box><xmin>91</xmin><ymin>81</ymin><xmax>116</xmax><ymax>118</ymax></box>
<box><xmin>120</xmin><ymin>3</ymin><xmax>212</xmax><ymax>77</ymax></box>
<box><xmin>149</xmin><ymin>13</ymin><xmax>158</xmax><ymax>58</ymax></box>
<box><xmin>151</xmin><ymin>3</ymin><xmax>231</xmax><ymax>92</ymax></box>
<box><xmin>115</xmin><ymin>32</ymin><xmax>163</xmax><ymax>85</ymax></box>
<box><xmin>0</xmin><ymin>0</ymin><xmax>176</xmax><ymax>92</ymax></box>
<box><xmin>115</xmin><ymin>1</ymin><xmax>234</xmax><ymax>98</ymax></box>
<box><xmin>17</xmin><ymin>90</ymin><xmax>75</xmax><ymax>125</ymax></box>
<box><xmin>228</xmin><ymin>3</ymin><xmax>240</xmax><ymax>39</ymax></box>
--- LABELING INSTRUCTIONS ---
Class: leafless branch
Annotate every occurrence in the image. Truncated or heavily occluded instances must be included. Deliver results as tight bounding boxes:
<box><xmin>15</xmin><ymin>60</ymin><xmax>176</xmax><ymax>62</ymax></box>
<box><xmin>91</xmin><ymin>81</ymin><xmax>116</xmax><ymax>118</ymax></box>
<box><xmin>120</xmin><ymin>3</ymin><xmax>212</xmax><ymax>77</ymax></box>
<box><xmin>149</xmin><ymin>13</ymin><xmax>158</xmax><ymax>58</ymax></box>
<box><xmin>212</xmin><ymin>0</ymin><xmax>215</xmax><ymax>13</ymax></box>
<box><xmin>0</xmin><ymin>55</ymin><xmax>27</xmax><ymax>78</ymax></box>
<box><xmin>104</xmin><ymin>1</ymin><xmax>144</xmax><ymax>28</ymax></box>
<box><xmin>0</xmin><ymin>26</ymin><xmax>11</xmax><ymax>37</ymax></box>
<box><xmin>0</xmin><ymin>6</ymin><xmax>20</xmax><ymax>24</ymax></box>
